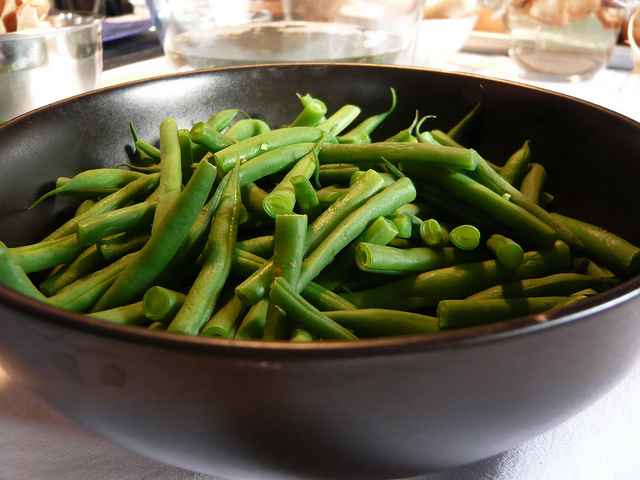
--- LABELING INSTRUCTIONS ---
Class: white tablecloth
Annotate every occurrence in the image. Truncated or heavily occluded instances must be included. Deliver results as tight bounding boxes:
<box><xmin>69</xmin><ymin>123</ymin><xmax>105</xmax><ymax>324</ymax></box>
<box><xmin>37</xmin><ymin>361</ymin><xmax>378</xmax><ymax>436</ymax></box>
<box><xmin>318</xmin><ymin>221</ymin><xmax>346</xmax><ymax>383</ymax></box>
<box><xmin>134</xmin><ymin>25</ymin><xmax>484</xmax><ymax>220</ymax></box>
<box><xmin>2</xmin><ymin>51</ymin><xmax>639</xmax><ymax>480</ymax></box>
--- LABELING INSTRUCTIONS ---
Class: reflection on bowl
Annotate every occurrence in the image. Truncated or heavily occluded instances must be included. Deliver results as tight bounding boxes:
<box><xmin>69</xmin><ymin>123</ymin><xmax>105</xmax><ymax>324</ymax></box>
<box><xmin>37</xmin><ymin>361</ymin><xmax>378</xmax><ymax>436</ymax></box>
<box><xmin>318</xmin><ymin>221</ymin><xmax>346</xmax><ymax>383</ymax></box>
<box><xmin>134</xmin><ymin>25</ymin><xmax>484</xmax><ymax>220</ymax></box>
<box><xmin>0</xmin><ymin>11</ymin><xmax>103</xmax><ymax>121</ymax></box>
<box><xmin>413</xmin><ymin>14</ymin><xmax>478</xmax><ymax>65</ymax></box>
<box><xmin>1</xmin><ymin>64</ymin><xmax>640</xmax><ymax>480</ymax></box>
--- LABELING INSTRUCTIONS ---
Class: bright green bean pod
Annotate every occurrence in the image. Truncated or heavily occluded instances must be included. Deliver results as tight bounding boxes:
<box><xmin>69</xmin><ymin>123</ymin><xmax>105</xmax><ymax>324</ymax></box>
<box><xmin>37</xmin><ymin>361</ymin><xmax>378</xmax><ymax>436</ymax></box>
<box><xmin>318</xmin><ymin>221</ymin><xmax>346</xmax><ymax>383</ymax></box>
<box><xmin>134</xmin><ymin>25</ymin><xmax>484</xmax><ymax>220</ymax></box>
<box><xmin>241</xmin><ymin>181</ymin><xmax>271</xmax><ymax>222</ymax></box>
<box><xmin>97</xmin><ymin>231</ymin><xmax>151</xmax><ymax>262</ymax></box>
<box><xmin>420</xmin><ymin>218</ymin><xmax>451</xmax><ymax>247</ymax></box>
<box><xmin>50</xmin><ymin>252</ymin><xmax>136</xmax><ymax>311</ymax></box>
<box><xmin>290</xmin><ymin>327</ymin><xmax>315</xmax><ymax>342</ymax></box>
<box><xmin>466</xmin><ymin>272</ymin><xmax>619</xmax><ymax>300</ymax></box>
<box><xmin>235</xmin><ymin>169</ymin><xmax>386</xmax><ymax>306</ymax></box>
<box><xmin>263</xmin><ymin>214</ymin><xmax>308</xmax><ymax>340</ymax></box>
<box><xmin>317</xmin><ymin>163</ymin><xmax>361</xmax><ymax>185</ymax></box>
<box><xmin>317</xmin><ymin>104</ymin><xmax>361</xmax><ymax>135</ymax></box>
<box><xmin>234</xmin><ymin>299</ymin><xmax>269</xmax><ymax>340</ymax></box>
<box><xmin>88</xmin><ymin>301</ymin><xmax>147</xmax><ymax>325</ymax></box>
<box><xmin>519</xmin><ymin>162</ymin><xmax>547</xmax><ymax>205</ymax></box>
<box><xmin>39</xmin><ymin>244</ymin><xmax>105</xmax><ymax>296</ymax></box>
<box><xmin>167</xmin><ymin>163</ymin><xmax>243</xmax><ymax>336</ymax></box>
<box><xmin>270</xmin><ymin>277</ymin><xmax>358</xmax><ymax>341</ymax></box>
<box><xmin>10</xmin><ymin>234</ymin><xmax>84</xmax><ymax>274</ymax></box>
<box><xmin>486</xmin><ymin>234</ymin><xmax>524</xmax><ymax>270</ymax></box>
<box><xmin>337</xmin><ymin>88</ymin><xmax>396</xmax><ymax>143</ymax></box>
<box><xmin>154</xmin><ymin>117</ymin><xmax>184</xmax><ymax>233</ymax></box>
<box><xmin>551</xmin><ymin>212</ymin><xmax>640</xmax><ymax>274</ymax></box>
<box><xmin>342</xmin><ymin>240</ymin><xmax>571</xmax><ymax>310</ymax></box>
<box><xmin>236</xmin><ymin>235</ymin><xmax>274</xmax><ymax>259</ymax></box>
<box><xmin>225</xmin><ymin>119</ymin><xmax>271</xmax><ymax>140</ymax></box>
<box><xmin>43</xmin><ymin>173</ymin><xmax>160</xmax><ymax>242</ymax></box>
<box><xmin>238</xmin><ymin>143</ymin><xmax>317</xmax><ymax>187</ymax></box>
<box><xmin>289</xmin><ymin>98</ymin><xmax>328</xmax><ymax>127</ymax></box>
<box><xmin>388</xmin><ymin>214</ymin><xmax>412</xmax><ymax>239</ymax></box>
<box><xmin>201</xmin><ymin>291</ymin><xmax>247</xmax><ymax>338</ymax></box>
<box><xmin>449</xmin><ymin>224</ymin><xmax>481</xmax><ymax>250</ymax></box>
<box><xmin>297</xmin><ymin>177</ymin><xmax>417</xmax><ymax>291</ymax></box>
<box><xmin>446</xmin><ymin>95</ymin><xmax>482</xmax><ymax>144</ymax></box>
<box><xmin>207</xmin><ymin>109</ymin><xmax>240</xmax><ymax>131</ymax></box>
<box><xmin>31</xmin><ymin>169</ymin><xmax>147</xmax><ymax>208</ymax></box>
<box><xmin>291</xmin><ymin>175</ymin><xmax>322</xmax><ymax>220</ymax></box>
<box><xmin>76</xmin><ymin>201</ymin><xmax>156</xmax><ymax>246</ymax></box>
<box><xmin>93</xmin><ymin>160</ymin><xmax>217</xmax><ymax>311</ymax></box>
<box><xmin>499</xmin><ymin>140</ymin><xmax>531</xmax><ymax>187</ymax></box>
<box><xmin>0</xmin><ymin>241</ymin><xmax>50</xmax><ymax>302</ymax></box>
<box><xmin>355</xmin><ymin>243</ymin><xmax>486</xmax><ymax>275</ymax></box>
<box><xmin>214</xmin><ymin>127</ymin><xmax>327</xmax><ymax>174</ymax></box>
<box><xmin>324</xmin><ymin>309</ymin><xmax>440</xmax><ymax>337</ymax></box>
<box><xmin>318</xmin><ymin>142</ymin><xmax>479</xmax><ymax>171</ymax></box>
<box><xmin>190</xmin><ymin>121</ymin><xmax>237</xmax><ymax>153</ymax></box>
<box><xmin>135</xmin><ymin>139</ymin><xmax>161</xmax><ymax>163</ymax></box>
<box><xmin>262</xmin><ymin>153</ymin><xmax>316</xmax><ymax>217</ymax></box>
<box><xmin>142</xmin><ymin>286</ymin><xmax>187</xmax><ymax>323</ymax></box>
<box><xmin>437</xmin><ymin>296</ymin><xmax>575</xmax><ymax>329</ymax></box>
<box><xmin>74</xmin><ymin>198</ymin><xmax>96</xmax><ymax>217</ymax></box>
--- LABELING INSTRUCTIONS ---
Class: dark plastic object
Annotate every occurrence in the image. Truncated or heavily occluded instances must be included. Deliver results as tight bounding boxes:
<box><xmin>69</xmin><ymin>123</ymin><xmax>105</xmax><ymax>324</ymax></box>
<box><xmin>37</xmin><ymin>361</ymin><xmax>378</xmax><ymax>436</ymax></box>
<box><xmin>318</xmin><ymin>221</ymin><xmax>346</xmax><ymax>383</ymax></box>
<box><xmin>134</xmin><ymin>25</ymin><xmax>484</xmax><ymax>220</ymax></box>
<box><xmin>1</xmin><ymin>64</ymin><xmax>640</xmax><ymax>480</ymax></box>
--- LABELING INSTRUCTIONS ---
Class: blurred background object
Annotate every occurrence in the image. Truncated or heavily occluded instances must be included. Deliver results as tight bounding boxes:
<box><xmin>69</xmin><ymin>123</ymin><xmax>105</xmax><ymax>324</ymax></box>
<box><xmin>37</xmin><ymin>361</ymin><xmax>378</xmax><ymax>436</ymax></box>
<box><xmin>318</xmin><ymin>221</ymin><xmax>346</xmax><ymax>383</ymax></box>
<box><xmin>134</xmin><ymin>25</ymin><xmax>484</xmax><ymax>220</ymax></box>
<box><xmin>0</xmin><ymin>10</ymin><xmax>103</xmax><ymax>120</ymax></box>
<box><xmin>150</xmin><ymin>0</ymin><xmax>426</xmax><ymax>70</ymax></box>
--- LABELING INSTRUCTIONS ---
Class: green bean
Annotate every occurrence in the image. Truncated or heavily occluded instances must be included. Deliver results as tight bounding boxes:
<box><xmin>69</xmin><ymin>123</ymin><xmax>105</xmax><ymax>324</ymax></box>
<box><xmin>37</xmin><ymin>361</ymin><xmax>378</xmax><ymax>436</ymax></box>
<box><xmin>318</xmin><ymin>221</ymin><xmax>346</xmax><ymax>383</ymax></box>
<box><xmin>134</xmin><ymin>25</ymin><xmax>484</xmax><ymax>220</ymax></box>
<box><xmin>236</xmin><ymin>235</ymin><xmax>274</xmax><ymax>258</ymax></box>
<box><xmin>50</xmin><ymin>252</ymin><xmax>136</xmax><ymax>311</ymax></box>
<box><xmin>337</xmin><ymin>88</ymin><xmax>396</xmax><ymax>143</ymax></box>
<box><xmin>551</xmin><ymin>212</ymin><xmax>640</xmax><ymax>274</ymax></box>
<box><xmin>135</xmin><ymin>139</ymin><xmax>161</xmax><ymax>165</ymax></box>
<box><xmin>0</xmin><ymin>241</ymin><xmax>51</xmax><ymax>302</ymax></box>
<box><xmin>318</xmin><ymin>142</ymin><xmax>479</xmax><ymax>171</ymax></box>
<box><xmin>262</xmin><ymin>153</ymin><xmax>316</xmax><ymax>217</ymax></box>
<box><xmin>437</xmin><ymin>296</ymin><xmax>574</xmax><ymax>329</ymax></box>
<box><xmin>241</xmin><ymin>181</ymin><xmax>272</xmax><ymax>222</ymax></box>
<box><xmin>238</xmin><ymin>143</ymin><xmax>317</xmax><ymax>187</ymax></box>
<box><xmin>467</xmin><ymin>155</ymin><xmax>584</xmax><ymax>250</ymax></box>
<box><xmin>269</xmin><ymin>277</ymin><xmax>358</xmax><ymax>341</ymax></box>
<box><xmin>297</xmin><ymin>177</ymin><xmax>417</xmax><ymax>291</ymax></box>
<box><xmin>486</xmin><ymin>234</ymin><xmax>524</xmax><ymax>270</ymax></box>
<box><xmin>420</xmin><ymin>218</ymin><xmax>451</xmax><ymax>247</ymax></box>
<box><xmin>316</xmin><ymin>186</ymin><xmax>346</xmax><ymax>206</ymax></box>
<box><xmin>207</xmin><ymin>109</ymin><xmax>241</xmax><ymax>131</ymax></box>
<box><xmin>466</xmin><ymin>272</ymin><xmax>618</xmax><ymax>300</ymax></box>
<box><xmin>342</xmin><ymin>240</ymin><xmax>571</xmax><ymax>310</ymax></box>
<box><xmin>519</xmin><ymin>162</ymin><xmax>547</xmax><ymax>205</ymax></box>
<box><xmin>31</xmin><ymin>169</ymin><xmax>147</xmax><ymax>208</ymax></box>
<box><xmin>387</xmin><ymin>214</ymin><xmax>412</xmax><ymax>239</ymax></box>
<box><xmin>167</xmin><ymin>163</ymin><xmax>243</xmax><ymax>336</ymax></box>
<box><xmin>201</xmin><ymin>290</ymin><xmax>246</xmax><ymax>338</ymax></box>
<box><xmin>74</xmin><ymin>199</ymin><xmax>96</xmax><ymax>217</ymax></box>
<box><xmin>154</xmin><ymin>118</ymin><xmax>184</xmax><ymax>233</ymax></box>
<box><xmin>234</xmin><ymin>299</ymin><xmax>269</xmax><ymax>340</ymax></box>
<box><xmin>76</xmin><ymin>201</ymin><xmax>156</xmax><ymax>246</ymax></box>
<box><xmin>449</xmin><ymin>224</ymin><xmax>481</xmax><ymax>250</ymax></box>
<box><xmin>355</xmin><ymin>243</ymin><xmax>486</xmax><ymax>275</ymax></box>
<box><xmin>299</xmin><ymin>281</ymin><xmax>358</xmax><ymax>311</ymax></box>
<box><xmin>291</xmin><ymin>175</ymin><xmax>322</xmax><ymax>220</ymax></box>
<box><xmin>317</xmin><ymin>104</ymin><xmax>361</xmax><ymax>135</ymax></box>
<box><xmin>290</xmin><ymin>98</ymin><xmax>328</xmax><ymax>127</ymax></box>
<box><xmin>10</xmin><ymin>234</ymin><xmax>84</xmax><ymax>274</ymax></box>
<box><xmin>214</xmin><ymin>127</ymin><xmax>328</xmax><ymax>174</ymax></box>
<box><xmin>571</xmin><ymin>256</ymin><xmax>616</xmax><ymax>280</ymax></box>
<box><xmin>225</xmin><ymin>119</ymin><xmax>271</xmax><ymax>140</ymax></box>
<box><xmin>43</xmin><ymin>173</ymin><xmax>160</xmax><ymax>242</ymax></box>
<box><xmin>290</xmin><ymin>327</ymin><xmax>314</xmax><ymax>342</ymax></box>
<box><xmin>263</xmin><ymin>214</ymin><xmax>308</xmax><ymax>340</ymax></box>
<box><xmin>39</xmin><ymin>244</ymin><xmax>105</xmax><ymax>296</ymax></box>
<box><xmin>404</xmin><ymin>166</ymin><xmax>557</xmax><ymax>249</ymax></box>
<box><xmin>317</xmin><ymin>163</ymin><xmax>362</xmax><ymax>185</ymax></box>
<box><xmin>190</xmin><ymin>121</ymin><xmax>237</xmax><ymax>153</ymax></box>
<box><xmin>93</xmin><ymin>160</ymin><xmax>217</xmax><ymax>311</ymax></box>
<box><xmin>142</xmin><ymin>286</ymin><xmax>187</xmax><ymax>323</ymax></box>
<box><xmin>499</xmin><ymin>140</ymin><xmax>531</xmax><ymax>187</ymax></box>
<box><xmin>235</xmin><ymin>169</ymin><xmax>386</xmax><ymax>306</ymax></box>
<box><xmin>88</xmin><ymin>301</ymin><xmax>147</xmax><ymax>325</ymax></box>
<box><xmin>324</xmin><ymin>309</ymin><xmax>440</xmax><ymax>337</ymax></box>
<box><xmin>97</xmin><ymin>231</ymin><xmax>151</xmax><ymax>262</ymax></box>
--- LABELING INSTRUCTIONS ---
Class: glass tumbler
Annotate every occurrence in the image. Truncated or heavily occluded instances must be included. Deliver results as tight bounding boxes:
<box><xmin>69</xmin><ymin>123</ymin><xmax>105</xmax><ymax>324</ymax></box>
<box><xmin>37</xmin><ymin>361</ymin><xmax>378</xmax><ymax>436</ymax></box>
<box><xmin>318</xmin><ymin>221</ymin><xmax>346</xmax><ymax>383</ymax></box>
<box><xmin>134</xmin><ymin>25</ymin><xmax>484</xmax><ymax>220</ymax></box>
<box><xmin>506</xmin><ymin>0</ymin><xmax>627</xmax><ymax>81</ymax></box>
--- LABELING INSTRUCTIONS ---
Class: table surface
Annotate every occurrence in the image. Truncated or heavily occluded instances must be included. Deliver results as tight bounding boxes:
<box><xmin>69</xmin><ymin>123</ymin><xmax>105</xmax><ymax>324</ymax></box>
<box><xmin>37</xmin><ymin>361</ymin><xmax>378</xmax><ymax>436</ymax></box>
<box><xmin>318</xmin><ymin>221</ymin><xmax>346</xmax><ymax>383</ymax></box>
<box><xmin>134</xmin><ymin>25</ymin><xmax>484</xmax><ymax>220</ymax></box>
<box><xmin>1</xmin><ymin>33</ymin><xmax>640</xmax><ymax>480</ymax></box>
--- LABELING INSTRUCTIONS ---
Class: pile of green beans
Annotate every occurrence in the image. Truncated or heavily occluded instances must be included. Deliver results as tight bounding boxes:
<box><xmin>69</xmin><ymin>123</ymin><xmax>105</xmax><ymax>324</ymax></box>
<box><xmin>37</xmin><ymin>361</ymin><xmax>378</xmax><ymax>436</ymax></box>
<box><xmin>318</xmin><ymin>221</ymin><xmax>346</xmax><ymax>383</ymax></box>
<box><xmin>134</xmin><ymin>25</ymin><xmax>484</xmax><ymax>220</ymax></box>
<box><xmin>1</xmin><ymin>90</ymin><xmax>638</xmax><ymax>341</ymax></box>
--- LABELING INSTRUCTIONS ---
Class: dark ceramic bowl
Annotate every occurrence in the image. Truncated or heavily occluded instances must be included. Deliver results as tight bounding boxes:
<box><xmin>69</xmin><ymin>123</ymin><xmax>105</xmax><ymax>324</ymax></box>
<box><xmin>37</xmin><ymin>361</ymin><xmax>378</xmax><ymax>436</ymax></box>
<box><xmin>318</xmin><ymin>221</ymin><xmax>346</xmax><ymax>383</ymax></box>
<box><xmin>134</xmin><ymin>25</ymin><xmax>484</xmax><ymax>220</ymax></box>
<box><xmin>1</xmin><ymin>64</ymin><xmax>640</xmax><ymax>480</ymax></box>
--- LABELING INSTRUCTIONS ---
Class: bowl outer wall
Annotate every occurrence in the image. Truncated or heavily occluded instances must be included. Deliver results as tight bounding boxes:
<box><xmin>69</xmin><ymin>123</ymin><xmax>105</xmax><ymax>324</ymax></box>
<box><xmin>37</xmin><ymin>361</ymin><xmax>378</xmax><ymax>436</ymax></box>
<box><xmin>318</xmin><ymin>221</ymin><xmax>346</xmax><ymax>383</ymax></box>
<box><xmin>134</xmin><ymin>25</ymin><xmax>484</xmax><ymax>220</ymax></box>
<box><xmin>1</xmin><ymin>64</ymin><xmax>640</xmax><ymax>479</ymax></box>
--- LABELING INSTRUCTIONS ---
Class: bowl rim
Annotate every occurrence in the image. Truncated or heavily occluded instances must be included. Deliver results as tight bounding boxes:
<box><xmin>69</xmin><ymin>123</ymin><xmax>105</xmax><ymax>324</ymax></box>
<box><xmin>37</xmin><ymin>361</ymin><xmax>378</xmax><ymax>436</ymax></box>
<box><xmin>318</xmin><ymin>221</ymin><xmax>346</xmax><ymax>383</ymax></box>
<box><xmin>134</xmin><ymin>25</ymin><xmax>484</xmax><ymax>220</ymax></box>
<box><xmin>2</xmin><ymin>63</ymin><xmax>640</xmax><ymax>359</ymax></box>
